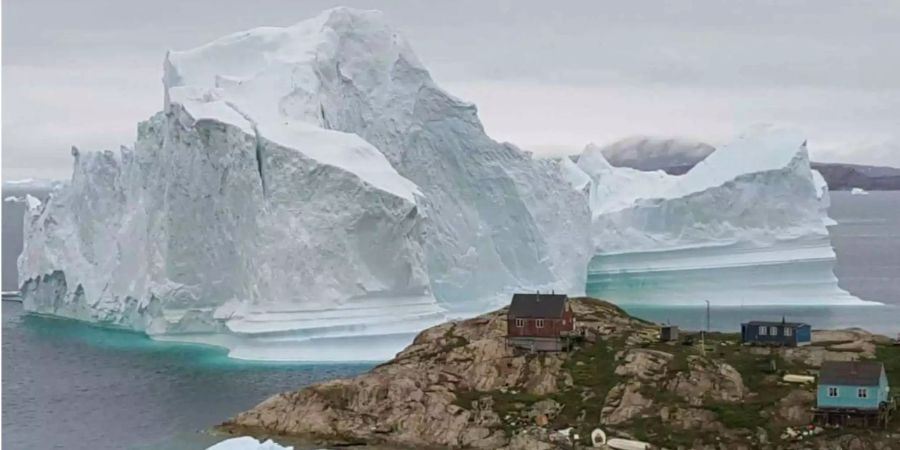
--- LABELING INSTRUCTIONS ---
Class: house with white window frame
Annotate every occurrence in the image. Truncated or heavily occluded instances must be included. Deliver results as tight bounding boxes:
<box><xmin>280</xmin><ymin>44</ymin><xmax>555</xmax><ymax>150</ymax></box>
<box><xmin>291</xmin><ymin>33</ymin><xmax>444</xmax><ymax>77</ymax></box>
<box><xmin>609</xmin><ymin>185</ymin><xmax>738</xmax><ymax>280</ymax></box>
<box><xmin>814</xmin><ymin>360</ymin><xmax>895</xmax><ymax>428</ymax></box>
<box><xmin>740</xmin><ymin>319</ymin><xmax>811</xmax><ymax>347</ymax></box>
<box><xmin>506</xmin><ymin>292</ymin><xmax>575</xmax><ymax>352</ymax></box>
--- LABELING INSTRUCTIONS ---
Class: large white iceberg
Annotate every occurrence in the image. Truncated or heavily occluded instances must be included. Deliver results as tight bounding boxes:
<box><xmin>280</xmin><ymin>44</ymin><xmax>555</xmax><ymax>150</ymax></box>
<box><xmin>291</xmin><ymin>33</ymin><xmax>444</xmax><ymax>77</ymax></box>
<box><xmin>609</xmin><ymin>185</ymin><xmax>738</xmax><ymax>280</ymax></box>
<box><xmin>576</xmin><ymin>127</ymin><xmax>866</xmax><ymax>305</ymax></box>
<box><xmin>18</xmin><ymin>8</ymin><xmax>590</xmax><ymax>360</ymax></box>
<box><xmin>18</xmin><ymin>9</ymin><xmax>870</xmax><ymax>362</ymax></box>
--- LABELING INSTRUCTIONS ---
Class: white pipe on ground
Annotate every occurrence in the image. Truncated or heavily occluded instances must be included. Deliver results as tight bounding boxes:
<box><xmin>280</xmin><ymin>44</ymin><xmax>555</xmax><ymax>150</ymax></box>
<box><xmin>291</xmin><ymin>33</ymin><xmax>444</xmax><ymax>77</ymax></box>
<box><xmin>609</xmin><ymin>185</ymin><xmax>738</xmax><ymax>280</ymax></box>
<box><xmin>783</xmin><ymin>374</ymin><xmax>815</xmax><ymax>384</ymax></box>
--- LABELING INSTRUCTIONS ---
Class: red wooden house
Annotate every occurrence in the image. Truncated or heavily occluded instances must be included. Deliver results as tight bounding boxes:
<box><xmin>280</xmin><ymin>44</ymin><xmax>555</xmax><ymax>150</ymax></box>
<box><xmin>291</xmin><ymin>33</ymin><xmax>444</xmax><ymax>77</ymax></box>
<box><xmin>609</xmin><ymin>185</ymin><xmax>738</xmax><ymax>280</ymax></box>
<box><xmin>507</xmin><ymin>292</ymin><xmax>575</xmax><ymax>352</ymax></box>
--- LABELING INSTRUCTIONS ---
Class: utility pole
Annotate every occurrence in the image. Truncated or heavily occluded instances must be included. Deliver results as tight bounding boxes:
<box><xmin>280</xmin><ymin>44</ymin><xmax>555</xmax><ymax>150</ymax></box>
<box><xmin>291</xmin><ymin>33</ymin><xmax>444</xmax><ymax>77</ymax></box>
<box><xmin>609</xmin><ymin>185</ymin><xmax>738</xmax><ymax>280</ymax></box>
<box><xmin>706</xmin><ymin>300</ymin><xmax>710</xmax><ymax>334</ymax></box>
<box><xmin>701</xmin><ymin>300</ymin><xmax>710</xmax><ymax>357</ymax></box>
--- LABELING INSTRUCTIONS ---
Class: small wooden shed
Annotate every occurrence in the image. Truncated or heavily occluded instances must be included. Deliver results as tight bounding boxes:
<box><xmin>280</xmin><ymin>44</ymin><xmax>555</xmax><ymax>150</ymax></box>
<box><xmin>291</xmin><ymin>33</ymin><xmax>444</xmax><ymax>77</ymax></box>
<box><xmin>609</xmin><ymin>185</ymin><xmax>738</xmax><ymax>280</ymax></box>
<box><xmin>507</xmin><ymin>292</ymin><xmax>574</xmax><ymax>352</ymax></box>
<box><xmin>660</xmin><ymin>325</ymin><xmax>679</xmax><ymax>342</ymax></box>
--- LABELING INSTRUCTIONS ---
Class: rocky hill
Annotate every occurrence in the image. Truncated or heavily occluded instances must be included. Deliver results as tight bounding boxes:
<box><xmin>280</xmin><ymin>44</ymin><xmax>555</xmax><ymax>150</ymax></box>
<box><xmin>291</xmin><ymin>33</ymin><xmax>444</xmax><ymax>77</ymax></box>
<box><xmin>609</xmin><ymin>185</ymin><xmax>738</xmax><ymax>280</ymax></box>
<box><xmin>220</xmin><ymin>298</ymin><xmax>900</xmax><ymax>449</ymax></box>
<box><xmin>810</xmin><ymin>162</ymin><xmax>900</xmax><ymax>191</ymax></box>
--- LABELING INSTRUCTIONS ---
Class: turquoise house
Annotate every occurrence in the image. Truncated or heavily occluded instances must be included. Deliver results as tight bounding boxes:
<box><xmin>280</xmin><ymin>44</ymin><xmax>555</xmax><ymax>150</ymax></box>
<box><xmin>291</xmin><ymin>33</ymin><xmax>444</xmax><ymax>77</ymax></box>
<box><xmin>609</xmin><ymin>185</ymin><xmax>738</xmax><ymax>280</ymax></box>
<box><xmin>817</xmin><ymin>361</ymin><xmax>890</xmax><ymax>410</ymax></box>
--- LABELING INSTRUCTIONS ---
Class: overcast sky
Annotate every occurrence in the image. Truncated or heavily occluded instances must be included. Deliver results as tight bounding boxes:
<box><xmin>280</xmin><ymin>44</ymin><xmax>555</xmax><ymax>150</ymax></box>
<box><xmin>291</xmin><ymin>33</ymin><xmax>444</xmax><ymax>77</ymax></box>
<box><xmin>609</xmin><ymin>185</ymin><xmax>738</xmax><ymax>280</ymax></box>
<box><xmin>3</xmin><ymin>0</ymin><xmax>899</xmax><ymax>180</ymax></box>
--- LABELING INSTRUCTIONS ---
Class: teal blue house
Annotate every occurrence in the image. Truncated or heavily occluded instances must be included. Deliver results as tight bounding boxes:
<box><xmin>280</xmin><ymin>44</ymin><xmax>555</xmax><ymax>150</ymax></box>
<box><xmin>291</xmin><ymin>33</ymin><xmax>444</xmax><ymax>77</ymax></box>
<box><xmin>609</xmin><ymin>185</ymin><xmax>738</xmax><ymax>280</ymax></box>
<box><xmin>741</xmin><ymin>320</ymin><xmax>811</xmax><ymax>347</ymax></box>
<box><xmin>817</xmin><ymin>361</ymin><xmax>890</xmax><ymax>410</ymax></box>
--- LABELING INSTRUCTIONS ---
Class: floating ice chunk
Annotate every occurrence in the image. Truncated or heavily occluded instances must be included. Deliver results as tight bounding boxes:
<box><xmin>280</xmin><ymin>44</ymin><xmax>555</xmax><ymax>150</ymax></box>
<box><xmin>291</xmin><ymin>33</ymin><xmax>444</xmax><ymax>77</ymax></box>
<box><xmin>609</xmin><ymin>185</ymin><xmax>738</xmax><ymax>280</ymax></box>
<box><xmin>206</xmin><ymin>436</ymin><xmax>293</xmax><ymax>450</ymax></box>
<box><xmin>851</xmin><ymin>187</ymin><xmax>869</xmax><ymax>195</ymax></box>
<box><xmin>2</xmin><ymin>178</ymin><xmax>64</xmax><ymax>191</ymax></box>
<box><xmin>24</xmin><ymin>195</ymin><xmax>42</xmax><ymax>210</ymax></box>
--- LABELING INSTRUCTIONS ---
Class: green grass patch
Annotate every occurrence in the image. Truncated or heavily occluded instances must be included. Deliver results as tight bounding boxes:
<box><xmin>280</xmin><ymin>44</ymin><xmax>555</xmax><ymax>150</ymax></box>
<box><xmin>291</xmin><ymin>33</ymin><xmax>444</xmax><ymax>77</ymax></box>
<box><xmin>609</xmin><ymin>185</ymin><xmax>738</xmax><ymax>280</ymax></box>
<box><xmin>625</xmin><ymin>416</ymin><xmax>706</xmax><ymax>447</ymax></box>
<box><xmin>550</xmin><ymin>336</ymin><xmax>624</xmax><ymax>439</ymax></box>
<box><xmin>452</xmin><ymin>389</ymin><xmax>544</xmax><ymax>413</ymax></box>
<box><xmin>452</xmin><ymin>389</ymin><xmax>548</xmax><ymax>436</ymax></box>
<box><xmin>705</xmin><ymin>402</ymin><xmax>767</xmax><ymax>430</ymax></box>
<box><xmin>440</xmin><ymin>326</ymin><xmax>469</xmax><ymax>352</ymax></box>
<box><xmin>874</xmin><ymin>343</ymin><xmax>900</xmax><ymax>431</ymax></box>
<box><xmin>876</xmin><ymin>343</ymin><xmax>900</xmax><ymax>388</ymax></box>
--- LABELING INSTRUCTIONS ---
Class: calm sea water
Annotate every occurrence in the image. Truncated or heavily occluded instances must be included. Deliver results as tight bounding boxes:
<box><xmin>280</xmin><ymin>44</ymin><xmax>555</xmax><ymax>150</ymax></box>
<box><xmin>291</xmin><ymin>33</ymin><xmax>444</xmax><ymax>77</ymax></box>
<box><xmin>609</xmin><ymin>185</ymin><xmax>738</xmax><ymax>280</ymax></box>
<box><xmin>1</xmin><ymin>191</ymin><xmax>898</xmax><ymax>449</ymax></box>
<box><xmin>1</xmin><ymin>302</ymin><xmax>371</xmax><ymax>450</ymax></box>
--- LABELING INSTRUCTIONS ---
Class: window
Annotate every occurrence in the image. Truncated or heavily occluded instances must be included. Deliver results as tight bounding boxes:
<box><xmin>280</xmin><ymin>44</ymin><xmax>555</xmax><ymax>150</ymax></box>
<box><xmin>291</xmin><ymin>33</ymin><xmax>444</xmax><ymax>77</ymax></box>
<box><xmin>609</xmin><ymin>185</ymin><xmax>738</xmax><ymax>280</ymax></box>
<box><xmin>515</xmin><ymin>318</ymin><xmax>525</xmax><ymax>328</ymax></box>
<box><xmin>784</xmin><ymin>327</ymin><xmax>793</xmax><ymax>337</ymax></box>
<box><xmin>535</xmin><ymin>319</ymin><xmax>545</xmax><ymax>328</ymax></box>
<box><xmin>759</xmin><ymin>326</ymin><xmax>767</xmax><ymax>336</ymax></box>
<box><xmin>828</xmin><ymin>387</ymin><xmax>839</xmax><ymax>397</ymax></box>
<box><xmin>770</xmin><ymin>326</ymin><xmax>779</xmax><ymax>336</ymax></box>
<box><xmin>858</xmin><ymin>388</ymin><xmax>868</xmax><ymax>399</ymax></box>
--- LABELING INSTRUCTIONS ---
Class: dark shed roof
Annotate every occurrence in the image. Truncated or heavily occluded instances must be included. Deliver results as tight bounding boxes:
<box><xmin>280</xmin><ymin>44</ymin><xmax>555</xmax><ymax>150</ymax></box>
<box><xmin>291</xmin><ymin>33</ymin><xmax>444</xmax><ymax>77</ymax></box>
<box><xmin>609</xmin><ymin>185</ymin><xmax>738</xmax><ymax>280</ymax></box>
<box><xmin>508</xmin><ymin>293</ymin><xmax>568</xmax><ymax>318</ymax></box>
<box><xmin>744</xmin><ymin>321</ymin><xmax>809</xmax><ymax>328</ymax></box>
<box><xmin>819</xmin><ymin>361</ymin><xmax>884</xmax><ymax>386</ymax></box>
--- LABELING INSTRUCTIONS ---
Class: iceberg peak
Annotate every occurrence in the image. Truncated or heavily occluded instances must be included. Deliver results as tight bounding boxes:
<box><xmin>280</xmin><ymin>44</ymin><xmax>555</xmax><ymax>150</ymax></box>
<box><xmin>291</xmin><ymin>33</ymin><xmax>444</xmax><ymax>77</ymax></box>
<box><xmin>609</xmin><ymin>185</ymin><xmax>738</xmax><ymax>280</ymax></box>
<box><xmin>162</xmin><ymin>7</ymin><xmax>422</xmax><ymax>202</ymax></box>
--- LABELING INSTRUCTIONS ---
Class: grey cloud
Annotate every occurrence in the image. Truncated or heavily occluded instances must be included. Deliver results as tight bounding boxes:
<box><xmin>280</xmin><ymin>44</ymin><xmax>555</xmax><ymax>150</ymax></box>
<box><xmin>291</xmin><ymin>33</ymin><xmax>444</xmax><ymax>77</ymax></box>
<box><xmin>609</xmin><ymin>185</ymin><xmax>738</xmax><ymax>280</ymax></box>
<box><xmin>3</xmin><ymin>0</ymin><xmax>899</xmax><ymax>179</ymax></box>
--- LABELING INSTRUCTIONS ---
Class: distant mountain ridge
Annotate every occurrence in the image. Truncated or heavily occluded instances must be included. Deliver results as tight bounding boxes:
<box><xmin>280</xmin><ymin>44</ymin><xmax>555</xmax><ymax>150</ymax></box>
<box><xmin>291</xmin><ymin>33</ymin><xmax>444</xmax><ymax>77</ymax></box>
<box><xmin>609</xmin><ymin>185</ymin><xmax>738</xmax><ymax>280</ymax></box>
<box><xmin>598</xmin><ymin>136</ymin><xmax>900</xmax><ymax>190</ymax></box>
<box><xmin>809</xmin><ymin>162</ymin><xmax>900</xmax><ymax>191</ymax></box>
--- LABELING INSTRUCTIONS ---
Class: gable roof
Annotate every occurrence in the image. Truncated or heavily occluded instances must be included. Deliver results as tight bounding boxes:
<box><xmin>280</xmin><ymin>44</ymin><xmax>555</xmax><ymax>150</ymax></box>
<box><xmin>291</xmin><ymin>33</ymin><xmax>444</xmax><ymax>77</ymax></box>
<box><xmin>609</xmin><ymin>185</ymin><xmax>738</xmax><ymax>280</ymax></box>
<box><xmin>744</xmin><ymin>321</ymin><xmax>809</xmax><ymax>328</ymax></box>
<box><xmin>819</xmin><ymin>361</ymin><xmax>884</xmax><ymax>386</ymax></box>
<box><xmin>508</xmin><ymin>293</ymin><xmax>568</xmax><ymax>318</ymax></box>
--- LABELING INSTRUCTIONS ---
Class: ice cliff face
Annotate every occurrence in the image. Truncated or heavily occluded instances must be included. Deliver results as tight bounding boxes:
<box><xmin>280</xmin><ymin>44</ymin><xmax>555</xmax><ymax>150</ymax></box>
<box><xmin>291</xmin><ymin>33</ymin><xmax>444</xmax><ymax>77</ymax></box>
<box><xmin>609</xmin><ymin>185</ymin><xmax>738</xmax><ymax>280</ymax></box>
<box><xmin>20</xmin><ymin>105</ymin><xmax>443</xmax><ymax>360</ymax></box>
<box><xmin>161</xmin><ymin>7</ymin><xmax>591</xmax><ymax>308</ymax></box>
<box><xmin>576</xmin><ymin>127</ymin><xmax>864</xmax><ymax>305</ymax></box>
<box><xmin>18</xmin><ymin>8</ymin><xmax>590</xmax><ymax>360</ymax></box>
